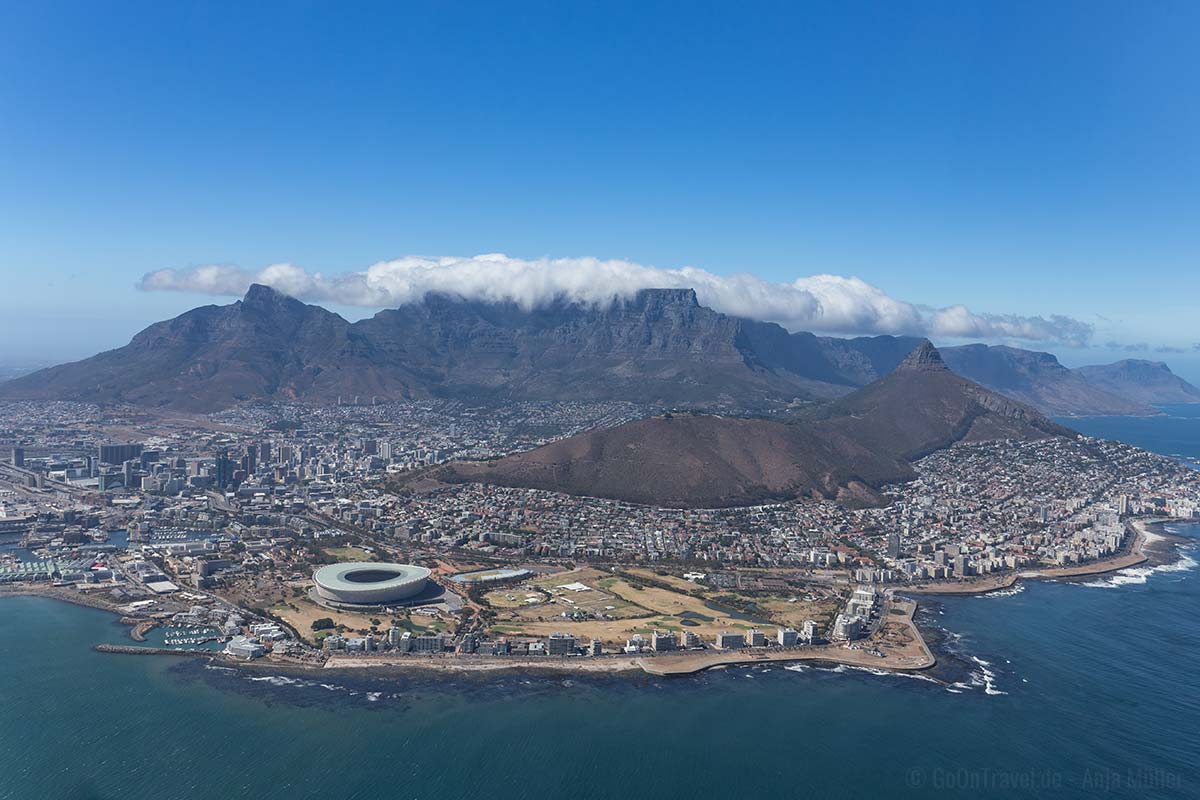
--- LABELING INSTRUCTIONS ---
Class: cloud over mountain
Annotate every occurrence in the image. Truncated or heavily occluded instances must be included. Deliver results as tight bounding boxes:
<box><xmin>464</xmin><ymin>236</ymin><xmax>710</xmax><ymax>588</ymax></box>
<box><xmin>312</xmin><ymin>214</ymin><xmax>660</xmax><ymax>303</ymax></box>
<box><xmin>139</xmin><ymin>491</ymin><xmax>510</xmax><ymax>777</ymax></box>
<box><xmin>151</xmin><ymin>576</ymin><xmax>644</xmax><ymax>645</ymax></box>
<box><xmin>139</xmin><ymin>254</ymin><xmax>1093</xmax><ymax>346</ymax></box>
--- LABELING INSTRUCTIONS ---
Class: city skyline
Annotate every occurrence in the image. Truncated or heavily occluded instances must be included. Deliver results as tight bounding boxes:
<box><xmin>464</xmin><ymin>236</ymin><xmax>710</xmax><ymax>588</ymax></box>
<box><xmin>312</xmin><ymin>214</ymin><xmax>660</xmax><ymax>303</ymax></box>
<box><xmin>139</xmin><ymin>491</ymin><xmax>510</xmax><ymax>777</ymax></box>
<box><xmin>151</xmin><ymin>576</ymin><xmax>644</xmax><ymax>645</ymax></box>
<box><xmin>2</xmin><ymin>5</ymin><xmax>1199</xmax><ymax>794</ymax></box>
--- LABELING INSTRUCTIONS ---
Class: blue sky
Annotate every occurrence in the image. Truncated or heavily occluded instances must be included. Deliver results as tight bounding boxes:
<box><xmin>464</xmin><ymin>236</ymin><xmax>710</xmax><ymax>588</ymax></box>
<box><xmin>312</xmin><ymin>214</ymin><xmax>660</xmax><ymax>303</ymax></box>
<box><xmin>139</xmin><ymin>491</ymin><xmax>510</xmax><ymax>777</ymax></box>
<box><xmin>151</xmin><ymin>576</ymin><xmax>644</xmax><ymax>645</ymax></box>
<box><xmin>1</xmin><ymin>2</ymin><xmax>1198</xmax><ymax>379</ymax></box>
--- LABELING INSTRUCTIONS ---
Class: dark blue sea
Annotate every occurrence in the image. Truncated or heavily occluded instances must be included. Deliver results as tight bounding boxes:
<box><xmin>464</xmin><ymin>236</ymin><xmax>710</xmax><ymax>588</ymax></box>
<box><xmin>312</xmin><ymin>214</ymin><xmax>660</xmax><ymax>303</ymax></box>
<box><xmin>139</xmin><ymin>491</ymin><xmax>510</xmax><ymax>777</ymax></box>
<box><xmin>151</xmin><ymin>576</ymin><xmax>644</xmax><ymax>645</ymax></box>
<box><xmin>1</xmin><ymin>417</ymin><xmax>1198</xmax><ymax>800</ymax></box>
<box><xmin>1061</xmin><ymin>403</ymin><xmax>1200</xmax><ymax>469</ymax></box>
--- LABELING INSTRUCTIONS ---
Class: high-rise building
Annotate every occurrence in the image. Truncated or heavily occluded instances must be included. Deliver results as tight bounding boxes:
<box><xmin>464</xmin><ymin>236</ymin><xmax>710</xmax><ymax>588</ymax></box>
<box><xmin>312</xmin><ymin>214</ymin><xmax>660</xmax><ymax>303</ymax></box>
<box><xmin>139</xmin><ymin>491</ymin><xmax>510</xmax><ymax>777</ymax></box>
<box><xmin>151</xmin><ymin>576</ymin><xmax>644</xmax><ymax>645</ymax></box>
<box><xmin>650</xmin><ymin>631</ymin><xmax>677</xmax><ymax>652</ymax></box>
<box><xmin>242</xmin><ymin>445</ymin><xmax>257</xmax><ymax>474</ymax></box>
<box><xmin>715</xmin><ymin>631</ymin><xmax>745</xmax><ymax>650</ymax></box>
<box><xmin>214</xmin><ymin>450</ymin><xmax>235</xmax><ymax>489</ymax></box>
<box><xmin>832</xmin><ymin>614</ymin><xmax>864</xmax><ymax>641</ymax></box>
<box><xmin>98</xmin><ymin>442</ymin><xmax>143</xmax><ymax>465</ymax></box>
<box><xmin>887</xmin><ymin>532</ymin><xmax>901</xmax><ymax>559</ymax></box>
<box><xmin>10</xmin><ymin>447</ymin><xmax>23</xmax><ymax>468</ymax></box>
<box><xmin>547</xmin><ymin>632</ymin><xmax>577</xmax><ymax>655</ymax></box>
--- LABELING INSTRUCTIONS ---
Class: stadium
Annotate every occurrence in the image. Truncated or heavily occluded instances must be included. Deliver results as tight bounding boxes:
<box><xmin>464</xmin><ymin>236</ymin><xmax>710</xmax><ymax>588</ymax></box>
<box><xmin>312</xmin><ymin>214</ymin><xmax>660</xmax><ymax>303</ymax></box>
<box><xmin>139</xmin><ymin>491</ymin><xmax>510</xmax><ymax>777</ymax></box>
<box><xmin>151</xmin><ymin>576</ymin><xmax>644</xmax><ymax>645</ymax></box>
<box><xmin>312</xmin><ymin>562</ymin><xmax>431</xmax><ymax>607</ymax></box>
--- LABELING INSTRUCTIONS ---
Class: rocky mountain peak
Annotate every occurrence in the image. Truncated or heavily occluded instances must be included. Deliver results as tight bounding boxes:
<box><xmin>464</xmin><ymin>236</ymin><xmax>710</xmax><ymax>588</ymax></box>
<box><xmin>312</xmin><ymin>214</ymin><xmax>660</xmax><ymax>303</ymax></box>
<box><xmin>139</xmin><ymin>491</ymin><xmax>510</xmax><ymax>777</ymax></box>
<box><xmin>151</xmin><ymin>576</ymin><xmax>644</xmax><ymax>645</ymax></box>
<box><xmin>897</xmin><ymin>340</ymin><xmax>947</xmax><ymax>372</ymax></box>
<box><xmin>241</xmin><ymin>283</ymin><xmax>294</xmax><ymax>310</ymax></box>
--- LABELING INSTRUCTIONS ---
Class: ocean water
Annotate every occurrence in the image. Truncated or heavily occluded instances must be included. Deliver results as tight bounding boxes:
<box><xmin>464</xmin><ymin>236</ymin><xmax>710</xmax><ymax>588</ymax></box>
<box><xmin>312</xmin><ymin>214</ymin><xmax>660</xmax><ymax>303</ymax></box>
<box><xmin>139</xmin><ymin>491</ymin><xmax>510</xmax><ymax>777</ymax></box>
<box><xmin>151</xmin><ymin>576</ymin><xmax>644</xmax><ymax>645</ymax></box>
<box><xmin>1060</xmin><ymin>403</ymin><xmax>1200</xmax><ymax>468</ymax></box>
<box><xmin>2</xmin><ymin>526</ymin><xmax>1197</xmax><ymax>800</ymax></box>
<box><xmin>2</xmin><ymin>417</ymin><xmax>1199</xmax><ymax>799</ymax></box>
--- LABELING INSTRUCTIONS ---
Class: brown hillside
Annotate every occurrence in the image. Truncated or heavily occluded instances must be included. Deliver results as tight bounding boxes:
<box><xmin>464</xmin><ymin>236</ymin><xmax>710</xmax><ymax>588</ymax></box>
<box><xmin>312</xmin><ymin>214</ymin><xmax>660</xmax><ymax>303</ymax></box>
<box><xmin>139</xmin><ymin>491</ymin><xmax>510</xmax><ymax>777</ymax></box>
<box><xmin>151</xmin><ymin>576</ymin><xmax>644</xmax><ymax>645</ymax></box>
<box><xmin>435</xmin><ymin>342</ymin><xmax>1073</xmax><ymax>508</ymax></box>
<box><xmin>443</xmin><ymin>414</ymin><xmax>912</xmax><ymax>508</ymax></box>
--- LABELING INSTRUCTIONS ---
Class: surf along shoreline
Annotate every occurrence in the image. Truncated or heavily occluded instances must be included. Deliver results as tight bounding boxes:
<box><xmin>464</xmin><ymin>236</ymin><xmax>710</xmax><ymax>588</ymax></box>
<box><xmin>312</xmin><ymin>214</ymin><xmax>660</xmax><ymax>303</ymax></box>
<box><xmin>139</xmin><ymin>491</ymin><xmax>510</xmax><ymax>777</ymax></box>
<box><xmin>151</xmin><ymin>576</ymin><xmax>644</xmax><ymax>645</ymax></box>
<box><xmin>3</xmin><ymin>517</ymin><xmax>1190</xmax><ymax>679</ymax></box>
<box><xmin>2</xmin><ymin>581</ymin><xmax>935</xmax><ymax>679</ymax></box>
<box><xmin>902</xmin><ymin>517</ymin><xmax>1176</xmax><ymax>596</ymax></box>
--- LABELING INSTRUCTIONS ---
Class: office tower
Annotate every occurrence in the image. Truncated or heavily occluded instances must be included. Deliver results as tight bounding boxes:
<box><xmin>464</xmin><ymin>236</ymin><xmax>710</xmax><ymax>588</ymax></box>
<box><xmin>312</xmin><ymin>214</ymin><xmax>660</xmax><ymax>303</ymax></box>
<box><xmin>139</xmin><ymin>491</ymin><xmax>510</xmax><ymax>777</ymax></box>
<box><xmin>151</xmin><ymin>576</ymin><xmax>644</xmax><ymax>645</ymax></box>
<box><xmin>214</xmin><ymin>449</ymin><xmax>235</xmax><ymax>489</ymax></box>
<box><xmin>98</xmin><ymin>442</ymin><xmax>143</xmax><ymax>465</ymax></box>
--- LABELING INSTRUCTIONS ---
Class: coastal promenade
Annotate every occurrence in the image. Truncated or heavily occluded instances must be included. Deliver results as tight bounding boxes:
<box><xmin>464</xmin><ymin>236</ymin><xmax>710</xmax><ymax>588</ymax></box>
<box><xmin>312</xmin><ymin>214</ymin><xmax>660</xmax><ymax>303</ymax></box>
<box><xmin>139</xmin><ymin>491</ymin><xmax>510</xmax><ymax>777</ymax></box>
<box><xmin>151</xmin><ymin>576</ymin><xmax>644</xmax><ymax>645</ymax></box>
<box><xmin>325</xmin><ymin>653</ymin><xmax>646</xmax><ymax>673</ymax></box>
<box><xmin>321</xmin><ymin>597</ymin><xmax>935</xmax><ymax>678</ymax></box>
<box><xmin>903</xmin><ymin>519</ymin><xmax>1160</xmax><ymax>595</ymax></box>
<box><xmin>638</xmin><ymin>596</ymin><xmax>934</xmax><ymax>676</ymax></box>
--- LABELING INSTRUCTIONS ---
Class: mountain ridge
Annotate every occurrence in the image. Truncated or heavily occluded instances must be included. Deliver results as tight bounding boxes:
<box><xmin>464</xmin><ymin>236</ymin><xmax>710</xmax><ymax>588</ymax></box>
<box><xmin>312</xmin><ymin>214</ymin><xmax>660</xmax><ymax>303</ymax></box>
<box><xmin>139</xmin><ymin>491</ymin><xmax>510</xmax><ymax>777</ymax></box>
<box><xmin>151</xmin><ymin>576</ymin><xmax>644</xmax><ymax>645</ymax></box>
<box><xmin>431</xmin><ymin>341</ymin><xmax>1072</xmax><ymax>508</ymax></box>
<box><xmin>1</xmin><ymin>285</ymin><xmax>1196</xmax><ymax>415</ymax></box>
<box><xmin>0</xmin><ymin>285</ymin><xmax>919</xmax><ymax>411</ymax></box>
<box><xmin>1075</xmin><ymin>359</ymin><xmax>1200</xmax><ymax>406</ymax></box>
<box><xmin>939</xmin><ymin>344</ymin><xmax>1155</xmax><ymax>416</ymax></box>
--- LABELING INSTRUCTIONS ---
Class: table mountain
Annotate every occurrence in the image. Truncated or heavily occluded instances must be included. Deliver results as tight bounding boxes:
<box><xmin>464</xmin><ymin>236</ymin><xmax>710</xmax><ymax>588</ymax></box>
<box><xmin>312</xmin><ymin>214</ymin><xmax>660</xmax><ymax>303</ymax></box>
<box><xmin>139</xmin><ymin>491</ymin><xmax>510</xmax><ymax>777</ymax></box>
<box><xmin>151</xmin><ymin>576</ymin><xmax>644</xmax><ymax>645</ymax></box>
<box><xmin>2</xmin><ymin>285</ymin><xmax>1192</xmax><ymax>416</ymax></box>
<box><xmin>0</xmin><ymin>285</ymin><xmax>921</xmax><ymax>411</ymax></box>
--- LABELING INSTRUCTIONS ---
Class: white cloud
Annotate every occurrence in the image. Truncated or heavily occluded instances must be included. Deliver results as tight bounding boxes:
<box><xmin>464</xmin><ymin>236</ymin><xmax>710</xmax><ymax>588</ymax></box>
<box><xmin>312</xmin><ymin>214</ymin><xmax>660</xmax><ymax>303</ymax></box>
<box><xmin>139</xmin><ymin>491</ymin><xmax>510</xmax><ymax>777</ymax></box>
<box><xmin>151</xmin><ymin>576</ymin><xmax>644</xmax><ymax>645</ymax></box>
<box><xmin>138</xmin><ymin>254</ymin><xmax>1093</xmax><ymax>346</ymax></box>
<box><xmin>928</xmin><ymin>306</ymin><xmax>1094</xmax><ymax>347</ymax></box>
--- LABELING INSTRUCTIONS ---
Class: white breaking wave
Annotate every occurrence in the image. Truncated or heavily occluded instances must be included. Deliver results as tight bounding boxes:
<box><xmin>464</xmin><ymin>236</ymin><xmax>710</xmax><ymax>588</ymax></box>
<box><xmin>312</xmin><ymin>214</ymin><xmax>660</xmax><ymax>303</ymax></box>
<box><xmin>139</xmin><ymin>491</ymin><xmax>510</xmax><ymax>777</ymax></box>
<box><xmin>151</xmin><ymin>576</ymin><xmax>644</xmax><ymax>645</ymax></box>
<box><xmin>970</xmin><ymin>656</ymin><xmax>1008</xmax><ymax>696</ymax></box>
<box><xmin>980</xmin><ymin>583</ymin><xmax>1026</xmax><ymax>599</ymax></box>
<box><xmin>1081</xmin><ymin>551</ymin><xmax>1197</xmax><ymax>589</ymax></box>
<box><xmin>246</xmin><ymin>675</ymin><xmax>307</xmax><ymax>687</ymax></box>
<box><xmin>783</xmin><ymin>662</ymin><xmax>940</xmax><ymax>685</ymax></box>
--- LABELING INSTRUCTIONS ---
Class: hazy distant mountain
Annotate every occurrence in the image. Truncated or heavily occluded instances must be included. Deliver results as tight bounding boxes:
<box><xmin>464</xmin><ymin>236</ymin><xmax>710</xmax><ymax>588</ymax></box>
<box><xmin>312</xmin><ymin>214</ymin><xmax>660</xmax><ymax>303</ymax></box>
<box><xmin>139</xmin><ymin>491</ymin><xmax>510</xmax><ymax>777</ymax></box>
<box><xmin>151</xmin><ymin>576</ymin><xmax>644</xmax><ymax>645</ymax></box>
<box><xmin>1075</xmin><ymin>360</ymin><xmax>1200</xmax><ymax>406</ymax></box>
<box><xmin>0</xmin><ymin>285</ymin><xmax>922</xmax><ymax>411</ymax></box>
<box><xmin>433</xmin><ymin>342</ymin><xmax>1071</xmax><ymax>508</ymax></box>
<box><xmin>940</xmin><ymin>344</ymin><xmax>1153</xmax><ymax>416</ymax></box>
